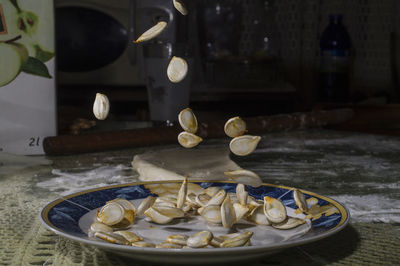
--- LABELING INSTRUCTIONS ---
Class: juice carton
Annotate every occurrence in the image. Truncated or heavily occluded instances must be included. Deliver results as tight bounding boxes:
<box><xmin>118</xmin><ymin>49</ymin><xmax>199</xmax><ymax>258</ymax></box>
<box><xmin>0</xmin><ymin>0</ymin><xmax>56</xmax><ymax>155</ymax></box>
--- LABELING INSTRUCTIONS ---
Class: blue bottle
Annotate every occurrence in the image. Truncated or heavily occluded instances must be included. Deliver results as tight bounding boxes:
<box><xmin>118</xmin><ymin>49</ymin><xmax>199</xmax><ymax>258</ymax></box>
<box><xmin>319</xmin><ymin>14</ymin><xmax>351</xmax><ymax>102</ymax></box>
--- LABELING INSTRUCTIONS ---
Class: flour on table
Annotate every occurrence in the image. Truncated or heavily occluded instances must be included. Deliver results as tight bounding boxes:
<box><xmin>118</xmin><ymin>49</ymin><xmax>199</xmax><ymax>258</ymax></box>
<box><xmin>330</xmin><ymin>194</ymin><xmax>400</xmax><ymax>223</ymax></box>
<box><xmin>36</xmin><ymin>164</ymin><xmax>137</xmax><ymax>196</ymax></box>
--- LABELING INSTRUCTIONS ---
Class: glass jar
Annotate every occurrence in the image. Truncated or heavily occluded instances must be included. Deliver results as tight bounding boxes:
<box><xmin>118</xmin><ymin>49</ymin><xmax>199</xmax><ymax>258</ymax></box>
<box><xmin>196</xmin><ymin>0</ymin><xmax>282</xmax><ymax>90</ymax></box>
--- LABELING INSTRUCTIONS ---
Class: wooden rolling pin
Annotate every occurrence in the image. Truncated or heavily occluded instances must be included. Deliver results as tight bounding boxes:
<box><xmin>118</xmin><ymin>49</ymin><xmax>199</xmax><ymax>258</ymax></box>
<box><xmin>43</xmin><ymin>108</ymin><xmax>354</xmax><ymax>155</ymax></box>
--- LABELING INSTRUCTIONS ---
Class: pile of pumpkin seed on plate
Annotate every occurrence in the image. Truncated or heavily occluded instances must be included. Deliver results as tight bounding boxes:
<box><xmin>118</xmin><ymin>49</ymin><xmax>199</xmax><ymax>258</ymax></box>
<box><xmin>90</xmin><ymin>173</ymin><xmax>308</xmax><ymax>249</ymax></box>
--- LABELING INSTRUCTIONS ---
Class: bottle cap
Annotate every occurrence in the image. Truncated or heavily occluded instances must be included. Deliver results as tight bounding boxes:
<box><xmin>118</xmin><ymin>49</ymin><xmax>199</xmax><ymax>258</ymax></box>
<box><xmin>329</xmin><ymin>14</ymin><xmax>343</xmax><ymax>23</ymax></box>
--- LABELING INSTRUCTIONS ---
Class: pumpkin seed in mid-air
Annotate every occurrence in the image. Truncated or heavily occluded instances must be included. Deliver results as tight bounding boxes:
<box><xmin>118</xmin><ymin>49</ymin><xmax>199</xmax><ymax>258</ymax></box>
<box><xmin>133</xmin><ymin>21</ymin><xmax>167</xmax><ymax>43</ymax></box>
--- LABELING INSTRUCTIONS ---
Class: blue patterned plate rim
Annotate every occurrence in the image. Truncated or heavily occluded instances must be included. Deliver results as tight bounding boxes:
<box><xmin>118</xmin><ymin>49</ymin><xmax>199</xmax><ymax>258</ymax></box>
<box><xmin>40</xmin><ymin>180</ymin><xmax>350</xmax><ymax>255</ymax></box>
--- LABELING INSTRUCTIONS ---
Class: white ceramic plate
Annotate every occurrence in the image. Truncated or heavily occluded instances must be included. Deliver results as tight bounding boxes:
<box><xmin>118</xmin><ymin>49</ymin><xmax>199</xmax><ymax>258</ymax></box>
<box><xmin>40</xmin><ymin>181</ymin><xmax>349</xmax><ymax>264</ymax></box>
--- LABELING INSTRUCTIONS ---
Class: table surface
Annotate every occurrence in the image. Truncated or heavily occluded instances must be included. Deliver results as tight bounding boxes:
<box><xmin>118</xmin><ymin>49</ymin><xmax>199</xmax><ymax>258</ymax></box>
<box><xmin>1</xmin><ymin>129</ymin><xmax>399</xmax><ymax>265</ymax></box>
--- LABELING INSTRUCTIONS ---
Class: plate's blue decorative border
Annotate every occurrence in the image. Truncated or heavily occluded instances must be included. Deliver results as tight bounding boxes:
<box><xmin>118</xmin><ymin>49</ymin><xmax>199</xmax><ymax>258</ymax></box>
<box><xmin>43</xmin><ymin>181</ymin><xmax>347</xmax><ymax>239</ymax></box>
<box><xmin>47</xmin><ymin>184</ymin><xmax>152</xmax><ymax>235</ymax></box>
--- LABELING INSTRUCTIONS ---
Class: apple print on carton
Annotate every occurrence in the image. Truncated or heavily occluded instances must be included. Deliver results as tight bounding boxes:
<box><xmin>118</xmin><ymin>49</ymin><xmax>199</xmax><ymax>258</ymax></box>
<box><xmin>0</xmin><ymin>0</ymin><xmax>54</xmax><ymax>87</ymax></box>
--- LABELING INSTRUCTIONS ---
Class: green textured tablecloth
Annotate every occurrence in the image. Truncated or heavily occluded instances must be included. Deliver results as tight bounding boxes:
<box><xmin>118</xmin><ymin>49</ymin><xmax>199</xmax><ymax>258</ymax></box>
<box><xmin>1</xmin><ymin>130</ymin><xmax>399</xmax><ymax>265</ymax></box>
